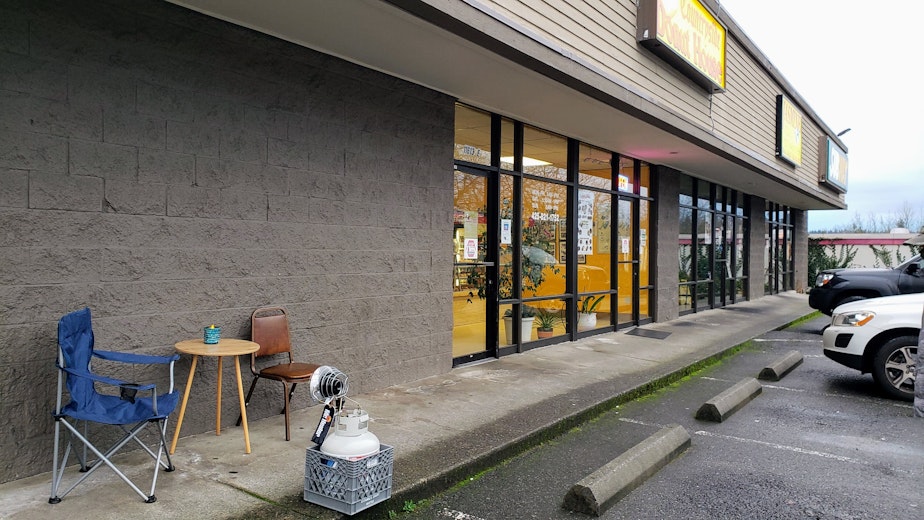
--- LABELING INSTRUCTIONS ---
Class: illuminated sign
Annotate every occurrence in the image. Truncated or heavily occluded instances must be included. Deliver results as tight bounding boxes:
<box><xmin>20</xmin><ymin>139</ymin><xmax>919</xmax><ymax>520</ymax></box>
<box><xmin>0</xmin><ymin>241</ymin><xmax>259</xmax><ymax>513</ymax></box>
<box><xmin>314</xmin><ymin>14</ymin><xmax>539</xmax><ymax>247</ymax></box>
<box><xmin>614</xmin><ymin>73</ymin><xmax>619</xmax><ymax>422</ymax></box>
<box><xmin>618</xmin><ymin>174</ymin><xmax>630</xmax><ymax>192</ymax></box>
<box><xmin>637</xmin><ymin>0</ymin><xmax>727</xmax><ymax>92</ymax></box>
<box><xmin>775</xmin><ymin>95</ymin><xmax>803</xmax><ymax>166</ymax></box>
<box><xmin>819</xmin><ymin>137</ymin><xmax>848</xmax><ymax>192</ymax></box>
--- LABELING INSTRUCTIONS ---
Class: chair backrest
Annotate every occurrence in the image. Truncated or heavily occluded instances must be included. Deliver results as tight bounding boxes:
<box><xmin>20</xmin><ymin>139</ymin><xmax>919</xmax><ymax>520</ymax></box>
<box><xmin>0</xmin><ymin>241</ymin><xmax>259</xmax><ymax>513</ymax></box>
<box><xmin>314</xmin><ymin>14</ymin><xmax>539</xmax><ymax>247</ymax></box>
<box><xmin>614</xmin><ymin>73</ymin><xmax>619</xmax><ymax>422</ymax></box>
<box><xmin>251</xmin><ymin>307</ymin><xmax>293</xmax><ymax>358</ymax></box>
<box><xmin>57</xmin><ymin>307</ymin><xmax>97</xmax><ymax>406</ymax></box>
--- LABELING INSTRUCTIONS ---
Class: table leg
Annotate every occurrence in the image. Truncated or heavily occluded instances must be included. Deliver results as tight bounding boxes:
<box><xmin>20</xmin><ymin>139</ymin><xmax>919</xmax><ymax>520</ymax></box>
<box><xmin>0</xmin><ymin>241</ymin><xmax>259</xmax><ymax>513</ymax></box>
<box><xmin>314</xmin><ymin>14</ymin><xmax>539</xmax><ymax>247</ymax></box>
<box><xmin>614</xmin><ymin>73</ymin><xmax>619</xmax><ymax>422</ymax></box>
<box><xmin>234</xmin><ymin>355</ymin><xmax>251</xmax><ymax>454</ymax></box>
<box><xmin>216</xmin><ymin>356</ymin><xmax>223</xmax><ymax>436</ymax></box>
<box><xmin>170</xmin><ymin>354</ymin><xmax>199</xmax><ymax>454</ymax></box>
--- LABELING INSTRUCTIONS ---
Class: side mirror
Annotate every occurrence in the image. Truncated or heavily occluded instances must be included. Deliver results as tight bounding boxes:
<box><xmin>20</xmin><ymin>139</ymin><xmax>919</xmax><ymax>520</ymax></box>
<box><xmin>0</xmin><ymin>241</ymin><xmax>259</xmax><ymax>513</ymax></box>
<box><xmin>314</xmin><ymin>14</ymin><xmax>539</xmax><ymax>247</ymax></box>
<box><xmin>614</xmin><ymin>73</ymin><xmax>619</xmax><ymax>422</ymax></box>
<box><xmin>907</xmin><ymin>263</ymin><xmax>920</xmax><ymax>275</ymax></box>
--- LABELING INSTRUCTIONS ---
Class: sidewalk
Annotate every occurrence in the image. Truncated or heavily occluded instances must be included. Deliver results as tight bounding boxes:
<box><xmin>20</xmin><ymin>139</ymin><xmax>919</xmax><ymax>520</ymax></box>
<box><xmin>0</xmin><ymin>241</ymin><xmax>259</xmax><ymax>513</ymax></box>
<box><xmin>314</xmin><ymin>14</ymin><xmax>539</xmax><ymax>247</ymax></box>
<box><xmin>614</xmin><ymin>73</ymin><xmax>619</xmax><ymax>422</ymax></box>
<box><xmin>0</xmin><ymin>292</ymin><xmax>812</xmax><ymax>520</ymax></box>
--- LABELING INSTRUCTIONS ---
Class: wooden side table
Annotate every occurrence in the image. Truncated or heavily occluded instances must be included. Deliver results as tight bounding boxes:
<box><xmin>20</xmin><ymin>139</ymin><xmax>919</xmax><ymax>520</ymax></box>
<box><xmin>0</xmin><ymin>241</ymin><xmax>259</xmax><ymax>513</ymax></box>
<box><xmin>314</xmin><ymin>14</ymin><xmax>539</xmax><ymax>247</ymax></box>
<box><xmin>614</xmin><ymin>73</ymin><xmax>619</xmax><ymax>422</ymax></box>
<box><xmin>169</xmin><ymin>338</ymin><xmax>260</xmax><ymax>454</ymax></box>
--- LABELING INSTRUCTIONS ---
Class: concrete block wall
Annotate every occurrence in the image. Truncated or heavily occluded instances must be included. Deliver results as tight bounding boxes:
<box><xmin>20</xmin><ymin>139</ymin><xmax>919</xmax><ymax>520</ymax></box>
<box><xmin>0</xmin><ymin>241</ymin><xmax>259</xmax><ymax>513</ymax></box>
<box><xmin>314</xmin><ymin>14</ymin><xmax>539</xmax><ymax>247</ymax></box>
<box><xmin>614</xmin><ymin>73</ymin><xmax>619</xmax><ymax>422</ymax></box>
<box><xmin>652</xmin><ymin>167</ymin><xmax>680</xmax><ymax>322</ymax></box>
<box><xmin>792</xmin><ymin>209</ymin><xmax>808</xmax><ymax>292</ymax></box>
<box><xmin>0</xmin><ymin>0</ymin><xmax>455</xmax><ymax>482</ymax></box>
<box><xmin>748</xmin><ymin>196</ymin><xmax>767</xmax><ymax>299</ymax></box>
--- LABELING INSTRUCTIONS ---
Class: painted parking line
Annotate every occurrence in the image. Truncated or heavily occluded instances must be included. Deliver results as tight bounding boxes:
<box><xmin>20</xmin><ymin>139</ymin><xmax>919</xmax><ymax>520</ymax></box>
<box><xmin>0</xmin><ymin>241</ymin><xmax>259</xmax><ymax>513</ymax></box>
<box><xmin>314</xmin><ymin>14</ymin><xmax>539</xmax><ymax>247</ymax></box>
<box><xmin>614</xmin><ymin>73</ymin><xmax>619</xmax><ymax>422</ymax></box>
<box><xmin>760</xmin><ymin>383</ymin><xmax>806</xmax><ymax>392</ymax></box>
<box><xmin>619</xmin><ymin>417</ymin><xmax>669</xmax><ymax>428</ymax></box>
<box><xmin>439</xmin><ymin>508</ymin><xmax>488</xmax><ymax>520</ymax></box>
<box><xmin>699</xmin><ymin>377</ymin><xmax>806</xmax><ymax>392</ymax></box>
<box><xmin>692</xmin><ymin>430</ymin><xmax>864</xmax><ymax>464</ymax></box>
<box><xmin>700</xmin><ymin>378</ymin><xmax>911</xmax><ymax>407</ymax></box>
<box><xmin>619</xmin><ymin>418</ymin><xmax>878</xmax><ymax>467</ymax></box>
<box><xmin>752</xmin><ymin>338</ymin><xmax>822</xmax><ymax>342</ymax></box>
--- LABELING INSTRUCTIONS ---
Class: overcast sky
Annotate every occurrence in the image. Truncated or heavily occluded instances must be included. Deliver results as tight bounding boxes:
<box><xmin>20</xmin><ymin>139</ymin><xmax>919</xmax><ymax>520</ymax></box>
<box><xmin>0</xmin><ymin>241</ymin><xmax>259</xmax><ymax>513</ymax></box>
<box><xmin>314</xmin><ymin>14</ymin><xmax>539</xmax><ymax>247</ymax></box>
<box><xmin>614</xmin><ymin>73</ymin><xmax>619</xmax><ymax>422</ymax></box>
<box><xmin>717</xmin><ymin>0</ymin><xmax>924</xmax><ymax>232</ymax></box>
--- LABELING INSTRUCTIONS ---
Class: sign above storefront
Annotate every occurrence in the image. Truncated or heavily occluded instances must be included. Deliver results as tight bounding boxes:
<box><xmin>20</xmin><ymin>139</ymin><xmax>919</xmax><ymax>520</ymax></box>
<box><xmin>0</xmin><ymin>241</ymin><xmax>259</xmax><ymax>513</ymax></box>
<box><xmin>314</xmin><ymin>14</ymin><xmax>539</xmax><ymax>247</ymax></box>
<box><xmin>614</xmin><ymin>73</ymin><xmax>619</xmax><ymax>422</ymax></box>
<box><xmin>819</xmin><ymin>137</ymin><xmax>848</xmax><ymax>192</ymax></box>
<box><xmin>775</xmin><ymin>95</ymin><xmax>803</xmax><ymax>166</ymax></box>
<box><xmin>637</xmin><ymin>0</ymin><xmax>726</xmax><ymax>92</ymax></box>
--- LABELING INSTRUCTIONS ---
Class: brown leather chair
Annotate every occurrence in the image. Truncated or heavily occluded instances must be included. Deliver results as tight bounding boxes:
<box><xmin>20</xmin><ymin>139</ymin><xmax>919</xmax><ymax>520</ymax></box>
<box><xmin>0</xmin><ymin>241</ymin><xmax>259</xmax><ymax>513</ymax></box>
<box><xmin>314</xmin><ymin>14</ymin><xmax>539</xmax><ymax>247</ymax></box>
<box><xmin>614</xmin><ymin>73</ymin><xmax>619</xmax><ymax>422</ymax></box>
<box><xmin>237</xmin><ymin>306</ymin><xmax>320</xmax><ymax>441</ymax></box>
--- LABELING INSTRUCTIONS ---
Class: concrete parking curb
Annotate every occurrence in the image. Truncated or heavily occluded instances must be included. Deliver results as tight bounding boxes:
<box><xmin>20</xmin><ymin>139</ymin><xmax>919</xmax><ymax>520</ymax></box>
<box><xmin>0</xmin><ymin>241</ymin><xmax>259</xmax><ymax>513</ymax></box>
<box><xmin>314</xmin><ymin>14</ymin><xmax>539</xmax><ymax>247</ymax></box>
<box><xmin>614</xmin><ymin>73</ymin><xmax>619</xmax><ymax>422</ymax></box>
<box><xmin>758</xmin><ymin>350</ymin><xmax>804</xmax><ymax>381</ymax></box>
<box><xmin>695</xmin><ymin>377</ymin><xmax>762</xmax><ymax>422</ymax></box>
<box><xmin>562</xmin><ymin>424</ymin><xmax>690</xmax><ymax>516</ymax></box>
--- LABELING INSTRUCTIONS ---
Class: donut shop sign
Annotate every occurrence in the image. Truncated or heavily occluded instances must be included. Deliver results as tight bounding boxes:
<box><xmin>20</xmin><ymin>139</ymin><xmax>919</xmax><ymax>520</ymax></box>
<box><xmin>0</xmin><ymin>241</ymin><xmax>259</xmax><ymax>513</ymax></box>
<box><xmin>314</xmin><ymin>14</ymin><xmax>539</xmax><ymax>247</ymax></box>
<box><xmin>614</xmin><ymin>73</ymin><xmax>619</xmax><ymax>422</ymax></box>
<box><xmin>637</xmin><ymin>0</ymin><xmax>726</xmax><ymax>93</ymax></box>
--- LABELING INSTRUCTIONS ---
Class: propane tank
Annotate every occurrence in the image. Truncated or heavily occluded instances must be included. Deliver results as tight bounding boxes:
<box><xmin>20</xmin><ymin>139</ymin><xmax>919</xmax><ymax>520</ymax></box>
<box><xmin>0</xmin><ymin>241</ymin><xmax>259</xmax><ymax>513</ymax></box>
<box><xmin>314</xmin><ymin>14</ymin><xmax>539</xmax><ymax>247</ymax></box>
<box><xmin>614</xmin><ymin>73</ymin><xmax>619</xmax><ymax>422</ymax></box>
<box><xmin>319</xmin><ymin>408</ymin><xmax>380</xmax><ymax>460</ymax></box>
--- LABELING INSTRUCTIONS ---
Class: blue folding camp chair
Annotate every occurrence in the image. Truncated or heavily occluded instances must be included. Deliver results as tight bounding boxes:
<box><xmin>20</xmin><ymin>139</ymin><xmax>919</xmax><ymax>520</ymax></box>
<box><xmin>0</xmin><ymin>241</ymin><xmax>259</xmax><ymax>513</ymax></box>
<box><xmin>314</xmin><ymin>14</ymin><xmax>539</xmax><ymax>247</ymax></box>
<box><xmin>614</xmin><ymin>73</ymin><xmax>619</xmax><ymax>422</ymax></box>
<box><xmin>50</xmin><ymin>307</ymin><xmax>180</xmax><ymax>503</ymax></box>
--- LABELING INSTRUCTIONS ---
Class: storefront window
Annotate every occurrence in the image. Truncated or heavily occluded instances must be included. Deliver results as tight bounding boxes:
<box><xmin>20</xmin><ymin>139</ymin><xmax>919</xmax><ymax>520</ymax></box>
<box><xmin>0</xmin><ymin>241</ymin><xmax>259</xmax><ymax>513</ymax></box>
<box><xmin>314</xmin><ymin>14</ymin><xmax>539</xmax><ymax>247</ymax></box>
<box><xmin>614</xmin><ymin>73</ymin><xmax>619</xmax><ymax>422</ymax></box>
<box><xmin>616</xmin><ymin>198</ymin><xmax>634</xmax><ymax>326</ymax></box>
<box><xmin>454</xmin><ymin>105</ymin><xmax>492</xmax><ymax>166</ymax></box>
<box><xmin>697</xmin><ymin>180</ymin><xmax>711</xmax><ymax>210</ymax></box>
<box><xmin>499</xmin><ymin>174</ymin><xmax>515</xmax><ymax>300</ymax></box>
<box><xmin>520</xmin><ymin>178</ymin><xmax>566</xmax><ymax>298</ymax></box>
<box><xmin>579</xmin><ymin>144</ymin><xmax>612</xmax><ymax>189</ymax></box>
<box><xmin>639</xmin><ymin>163</ymin><xmax>651</xmax><ymax>197</ymax></box>
<box><xmin>679</xmin><ymin>174</ymin><xmax>694</xmax><ymax>206</ymax></box>
<box><xmin>678</xmin><ymin>173</ymin><xmax>749</xmax><ymax>314</ymax></box>
<box><xmin>765</xmin><ymin>202</ymin><xmax>793</xmax><ymax>294</ymax></box>
<box><xmin>518</xmin><ymin>126</ymin><xmax>567</xmax><ymax>181</ymax></box>
<box><xmin>452</xmin><ymin>102</ymin><xmax>656</xmax><ymax>359</ymax></box>
<box><xmin>639</xmin><ymin>199</ymin><xmax>651</xmax><ymax>288</ymax></box>
<box><xmin>679</xmin><ymin>205</ymin><xmax>694</xmax><ymax>312</ymax></box>
<box><xmin>499</xmin><ymin>118</ymin><xmax>515</xmax><ymax>170</ymax></box>
<box><xmin>618</xmin><ymin>157</ymin><xmax>634</xmax><ymax>193</ymax></box>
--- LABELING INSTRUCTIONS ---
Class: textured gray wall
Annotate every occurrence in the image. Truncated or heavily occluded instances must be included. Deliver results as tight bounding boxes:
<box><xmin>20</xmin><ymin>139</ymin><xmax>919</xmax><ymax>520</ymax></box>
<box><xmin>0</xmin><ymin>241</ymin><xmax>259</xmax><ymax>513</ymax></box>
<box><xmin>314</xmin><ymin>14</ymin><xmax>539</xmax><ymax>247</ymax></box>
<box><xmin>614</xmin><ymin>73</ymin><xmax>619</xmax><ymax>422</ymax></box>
<box><xmin>748</xmin><ymin>196</ymin><xmax>767</xmax><ymax>299</ymax></box>
<box><xmin>0</xmin><ymin>0</ymin><xmax>454</xmax><ymax>482</ymax></box>
<box><xmin>652</xmin><ymin>167</ymin><xmax>680</xmax><ymax>322</ymax></box>
<box><xmin>792</xmin><ymin>209</ymin><xmax>808</xmax><ymax>293</ymax></box>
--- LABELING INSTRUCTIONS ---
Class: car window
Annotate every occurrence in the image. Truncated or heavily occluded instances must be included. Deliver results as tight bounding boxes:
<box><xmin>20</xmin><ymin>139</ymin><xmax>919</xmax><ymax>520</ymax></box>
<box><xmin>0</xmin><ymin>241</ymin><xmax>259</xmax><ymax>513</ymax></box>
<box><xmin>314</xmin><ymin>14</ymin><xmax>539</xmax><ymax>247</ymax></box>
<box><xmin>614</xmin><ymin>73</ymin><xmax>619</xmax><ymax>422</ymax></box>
<box><xmin>897</xmin><ymin>254</ymin><xmax>922</xmax><ymax>271</ymax></box>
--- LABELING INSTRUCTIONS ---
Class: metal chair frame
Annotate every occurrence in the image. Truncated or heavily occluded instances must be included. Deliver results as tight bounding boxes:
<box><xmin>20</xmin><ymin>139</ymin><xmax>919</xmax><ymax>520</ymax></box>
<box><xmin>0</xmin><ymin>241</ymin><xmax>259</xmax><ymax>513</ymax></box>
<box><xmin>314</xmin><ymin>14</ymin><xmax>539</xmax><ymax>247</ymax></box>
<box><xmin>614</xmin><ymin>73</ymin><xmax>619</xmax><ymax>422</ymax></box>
<box><xmin>50</xmin><ymin>308</ymin><xmax>179</xmax><ymax>503</ymax></box>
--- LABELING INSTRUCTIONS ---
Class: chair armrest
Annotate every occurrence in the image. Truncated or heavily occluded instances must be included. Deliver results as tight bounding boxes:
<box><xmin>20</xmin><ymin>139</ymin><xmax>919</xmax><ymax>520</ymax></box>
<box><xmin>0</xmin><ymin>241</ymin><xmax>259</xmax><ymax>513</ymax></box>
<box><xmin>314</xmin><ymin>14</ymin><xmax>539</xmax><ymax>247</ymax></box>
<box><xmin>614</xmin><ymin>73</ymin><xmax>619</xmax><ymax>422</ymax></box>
<box><xmin>60</xmin><ymin>366</ymin><xmax>156</xmax><ymax>392</ymax></box>
<box><xmin>94</xmin><ymin>349</ymin><xmax>180</xmax><ymax>365</ymax></box>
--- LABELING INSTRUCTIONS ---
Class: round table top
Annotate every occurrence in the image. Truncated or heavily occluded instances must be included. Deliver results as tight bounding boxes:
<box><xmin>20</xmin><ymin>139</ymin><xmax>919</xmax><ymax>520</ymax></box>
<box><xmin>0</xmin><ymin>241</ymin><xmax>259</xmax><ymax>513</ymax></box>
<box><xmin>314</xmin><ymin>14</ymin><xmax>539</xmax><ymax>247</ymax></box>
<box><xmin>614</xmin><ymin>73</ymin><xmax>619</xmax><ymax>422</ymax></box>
<box><xmin>175</xmin><ymin>338</ymin><xmax>259</xmax><ymax>357</ymax></box>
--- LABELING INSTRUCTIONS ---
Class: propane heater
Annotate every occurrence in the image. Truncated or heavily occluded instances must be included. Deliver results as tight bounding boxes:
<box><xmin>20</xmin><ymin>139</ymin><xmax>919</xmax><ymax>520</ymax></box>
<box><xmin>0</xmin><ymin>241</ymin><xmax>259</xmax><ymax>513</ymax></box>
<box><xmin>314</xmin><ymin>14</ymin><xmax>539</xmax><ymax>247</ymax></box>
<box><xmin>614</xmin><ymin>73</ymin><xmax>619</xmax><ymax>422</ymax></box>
<box><xmin>307</xmin><ymin>366</ymin><xmax>380</xmax><ymax>460</ymax></box>
<box><xmin>308</xmin><ymin>365</ymin><xmax>349</xmax><ymax>404</ymax></box>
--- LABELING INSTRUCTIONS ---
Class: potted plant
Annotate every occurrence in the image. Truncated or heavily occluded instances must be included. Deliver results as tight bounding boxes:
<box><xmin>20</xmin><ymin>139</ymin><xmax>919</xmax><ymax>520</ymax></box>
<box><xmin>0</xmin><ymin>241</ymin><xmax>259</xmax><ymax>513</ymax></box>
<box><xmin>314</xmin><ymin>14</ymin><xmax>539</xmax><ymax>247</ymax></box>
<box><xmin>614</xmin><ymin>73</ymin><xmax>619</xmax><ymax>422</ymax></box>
<box><xmin>468</xmin><ymin>212</ymin><xmax>560</xmax><ymax>301</ymax></box>
<box><xmin>578</xmin><ymin>295</ymin><xmax>605</xmax><ymax>331</ymax></box>
<box><xmin>503</xmin><ymin>305</ymin><xmax>536</xmax><ymax>344</ymax></box>
<box><xmin>534</xmin><ymin>308</ymin><xmax>561</xmax><ymax>339</ymax></box>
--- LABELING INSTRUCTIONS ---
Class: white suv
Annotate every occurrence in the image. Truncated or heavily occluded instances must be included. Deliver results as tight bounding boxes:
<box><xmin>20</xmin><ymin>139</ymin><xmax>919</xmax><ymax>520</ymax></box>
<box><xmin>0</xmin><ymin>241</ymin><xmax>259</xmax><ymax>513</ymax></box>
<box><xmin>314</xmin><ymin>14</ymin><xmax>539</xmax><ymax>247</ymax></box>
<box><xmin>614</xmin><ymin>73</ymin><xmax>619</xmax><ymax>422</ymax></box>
<box><xmin>822</xmin><ymin>293</ymin><xmax>921</xmax><ymax>400</ymax></box>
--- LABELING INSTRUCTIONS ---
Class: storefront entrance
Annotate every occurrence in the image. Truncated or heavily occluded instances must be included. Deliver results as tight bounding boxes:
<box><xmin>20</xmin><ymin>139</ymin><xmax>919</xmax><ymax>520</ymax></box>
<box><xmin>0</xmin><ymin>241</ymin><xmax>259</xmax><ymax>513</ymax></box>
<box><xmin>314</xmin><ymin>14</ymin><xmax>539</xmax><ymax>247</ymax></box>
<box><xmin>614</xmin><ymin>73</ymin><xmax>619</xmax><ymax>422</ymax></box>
<box><xmin>451</xmin><ymin>103</ymin><xmax>654</xmax><ymax>366</ymax></box>
<box><xmin>452</xmin><ymin>166</ymin><xmax>497</xmax><ymax>362</ymax></box>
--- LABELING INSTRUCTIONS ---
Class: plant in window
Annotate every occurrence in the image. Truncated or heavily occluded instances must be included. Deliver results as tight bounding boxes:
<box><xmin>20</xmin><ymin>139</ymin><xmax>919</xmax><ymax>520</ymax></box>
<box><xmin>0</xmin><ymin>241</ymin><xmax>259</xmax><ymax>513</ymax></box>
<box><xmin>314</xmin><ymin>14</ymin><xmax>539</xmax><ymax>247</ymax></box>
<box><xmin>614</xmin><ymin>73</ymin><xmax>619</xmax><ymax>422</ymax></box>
<box><xmin>502</xmin><ymin>304</ymin><xmax>537</xmax><ymax>344</ymax></box>
<box><xmin>503</xmin><ymin>305</ymin><xmax>537</xmax><ymax>318</ymax></box>
<box><xmin>577</xmin><ymin>295</ymin><xmax>604</xmax><ymax>331</ymax></box>
<box><xmin>535</xmin><ymin>307</ymin><xmax>561</xmax><ymax>330</ymax></box>
<box><xmin>578</xmin><ymin>295</ymin><xmax>605</xmax><ymax>314</ymax></box>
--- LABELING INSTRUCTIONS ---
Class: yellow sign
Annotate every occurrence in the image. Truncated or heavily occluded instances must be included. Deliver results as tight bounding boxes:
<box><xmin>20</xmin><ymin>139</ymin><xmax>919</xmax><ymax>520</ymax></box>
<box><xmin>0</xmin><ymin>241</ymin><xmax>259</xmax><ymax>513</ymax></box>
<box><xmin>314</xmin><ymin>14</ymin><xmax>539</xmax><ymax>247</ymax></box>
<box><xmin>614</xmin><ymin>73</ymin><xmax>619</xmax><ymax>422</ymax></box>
<box><xmin>649</xmin><ymin>0</ymin><xmax>726</xmax><ymax>90</ymax></box>
<box><xmin>776</xmin><ymin>95</ymin><xmax>803</xmax><ymax>166</ymax></box>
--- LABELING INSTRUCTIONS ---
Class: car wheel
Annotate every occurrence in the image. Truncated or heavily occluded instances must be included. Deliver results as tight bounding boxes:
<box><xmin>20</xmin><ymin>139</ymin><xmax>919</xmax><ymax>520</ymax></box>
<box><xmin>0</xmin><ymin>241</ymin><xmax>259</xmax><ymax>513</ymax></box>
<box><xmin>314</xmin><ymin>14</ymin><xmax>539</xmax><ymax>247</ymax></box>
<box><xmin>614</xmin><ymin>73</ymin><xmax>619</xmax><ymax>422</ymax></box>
<box><xmin>871</xmin><ymin>336</ymin><xmax>917</xmax><ymax>401</ymax></box>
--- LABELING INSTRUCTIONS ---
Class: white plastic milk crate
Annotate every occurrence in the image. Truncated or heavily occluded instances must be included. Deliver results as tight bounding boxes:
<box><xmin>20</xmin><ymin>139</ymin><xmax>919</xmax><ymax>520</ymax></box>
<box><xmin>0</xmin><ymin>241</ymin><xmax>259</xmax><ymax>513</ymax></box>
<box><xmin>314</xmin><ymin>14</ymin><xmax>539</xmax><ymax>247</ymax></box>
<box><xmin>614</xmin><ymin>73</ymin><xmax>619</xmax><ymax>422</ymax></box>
<box><xmin>304</xmin><ymin>444</ymin><xmax>394</xmax><ymax>515</ymax></box>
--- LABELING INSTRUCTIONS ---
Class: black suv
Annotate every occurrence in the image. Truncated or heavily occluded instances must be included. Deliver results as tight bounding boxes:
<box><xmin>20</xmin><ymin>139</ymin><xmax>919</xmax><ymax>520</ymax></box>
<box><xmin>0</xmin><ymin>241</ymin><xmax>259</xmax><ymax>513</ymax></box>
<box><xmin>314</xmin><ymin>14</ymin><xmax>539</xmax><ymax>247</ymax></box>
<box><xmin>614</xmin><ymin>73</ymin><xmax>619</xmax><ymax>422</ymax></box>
<box><xmin>809</xmin><ymin>255</ymin><xmax>924</xmax><ymax>315</ymax></box>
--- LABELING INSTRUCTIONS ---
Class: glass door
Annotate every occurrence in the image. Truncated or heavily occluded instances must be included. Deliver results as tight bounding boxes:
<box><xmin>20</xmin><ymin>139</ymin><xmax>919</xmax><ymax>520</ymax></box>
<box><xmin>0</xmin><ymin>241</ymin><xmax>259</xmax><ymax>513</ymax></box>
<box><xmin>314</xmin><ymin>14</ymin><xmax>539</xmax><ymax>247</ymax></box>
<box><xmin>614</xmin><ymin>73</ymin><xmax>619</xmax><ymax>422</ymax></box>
<box><xmin>452</xmin><ymin>166</ymin><xmax>496</xmax><ymax>362</ymax></box>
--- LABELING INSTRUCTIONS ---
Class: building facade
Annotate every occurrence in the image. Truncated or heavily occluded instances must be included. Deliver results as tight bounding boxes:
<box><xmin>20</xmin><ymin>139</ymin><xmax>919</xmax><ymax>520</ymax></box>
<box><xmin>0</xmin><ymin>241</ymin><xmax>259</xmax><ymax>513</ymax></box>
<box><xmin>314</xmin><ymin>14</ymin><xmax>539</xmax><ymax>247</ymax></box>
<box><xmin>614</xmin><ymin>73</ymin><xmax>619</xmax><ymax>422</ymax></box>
<box><xmin>0</xmin><ymin>0</ymin><xmax>846</xmax><ymax>482</ymax></box>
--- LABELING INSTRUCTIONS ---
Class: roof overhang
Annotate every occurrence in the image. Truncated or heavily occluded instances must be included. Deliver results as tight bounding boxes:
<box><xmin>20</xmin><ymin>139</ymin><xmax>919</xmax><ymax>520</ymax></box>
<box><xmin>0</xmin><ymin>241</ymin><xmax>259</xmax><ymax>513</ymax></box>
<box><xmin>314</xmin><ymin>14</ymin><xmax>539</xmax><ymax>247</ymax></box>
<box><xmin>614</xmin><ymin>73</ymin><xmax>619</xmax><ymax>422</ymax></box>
<box><xmin>166</xmin><ymin>0</ymin><xmax>845</xmax><ymax>210</ymax></box>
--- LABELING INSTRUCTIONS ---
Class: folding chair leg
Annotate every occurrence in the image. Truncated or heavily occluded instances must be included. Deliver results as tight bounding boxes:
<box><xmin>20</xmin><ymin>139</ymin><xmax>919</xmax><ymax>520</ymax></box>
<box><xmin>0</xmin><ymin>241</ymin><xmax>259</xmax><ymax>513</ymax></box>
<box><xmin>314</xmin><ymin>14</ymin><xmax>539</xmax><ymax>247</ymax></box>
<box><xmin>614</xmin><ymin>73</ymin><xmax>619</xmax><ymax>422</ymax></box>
<box><xmin>50</xmin><ymin>419</ymin><xmax>64</xmax><ymax>503</ymax></box>
<box><xmin>79</xmin><ymin>420</ymin><xmax>90</xmax><ymax>471</ymax></box>
<box><xmin>127</xmin><ymin>419</ymin><xmax>176</xmax><ymax>473</ymax></box>
<box><xmin>236</xmin><ymin>376</ymin><xmax>260</xmax><ymax>427</ymax></box>
<box><xmin>50</xmin><ymin>418</ymin><xmax>173</xmax><ymax>503</ymax></box>
<box><xmin>50</xmin><ymin>419</ymin><xmax>86</xmax><ymax>503</ymax></box>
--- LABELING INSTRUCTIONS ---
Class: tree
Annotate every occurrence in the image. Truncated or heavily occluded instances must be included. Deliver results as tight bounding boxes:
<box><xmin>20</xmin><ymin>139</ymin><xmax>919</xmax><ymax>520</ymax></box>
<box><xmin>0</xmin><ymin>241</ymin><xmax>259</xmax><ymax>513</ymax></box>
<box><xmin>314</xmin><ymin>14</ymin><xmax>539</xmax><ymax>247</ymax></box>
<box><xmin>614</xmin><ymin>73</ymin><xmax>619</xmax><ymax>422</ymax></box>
<box><xmin>811</xmin><ymin>201</ymin><xmax>922</xmax><ymax>233</ymax></box>
<box><xmin>807</xmin><ymin>238</ymin><xmax>856</xmax><ymax>287</ymax></box>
